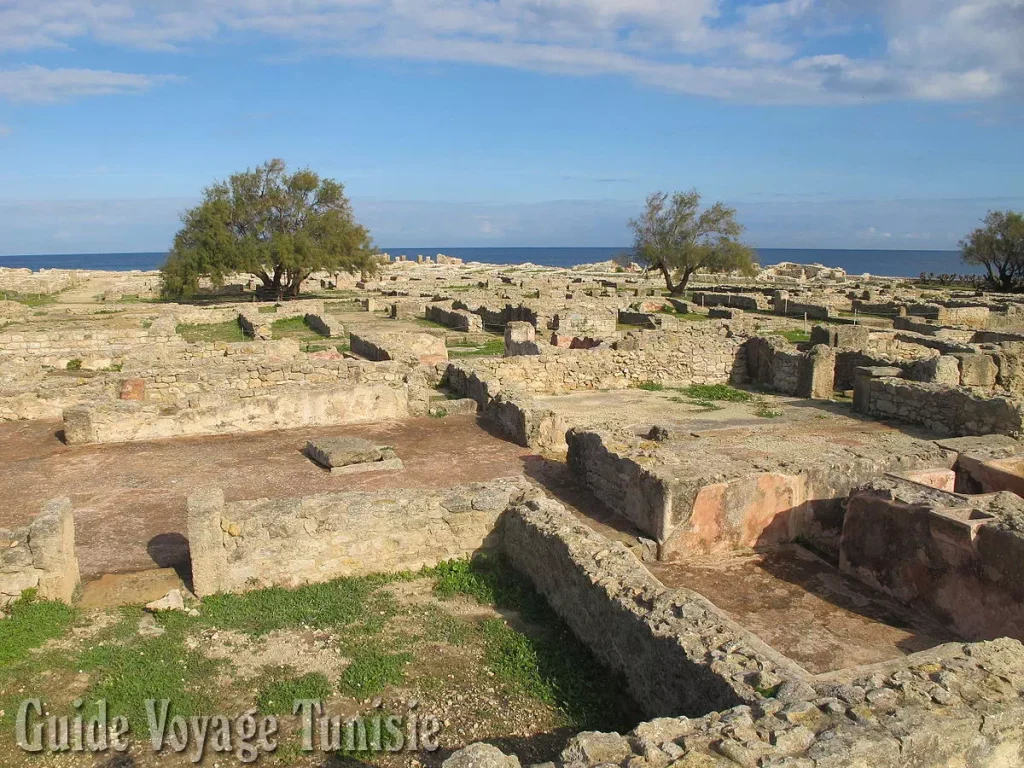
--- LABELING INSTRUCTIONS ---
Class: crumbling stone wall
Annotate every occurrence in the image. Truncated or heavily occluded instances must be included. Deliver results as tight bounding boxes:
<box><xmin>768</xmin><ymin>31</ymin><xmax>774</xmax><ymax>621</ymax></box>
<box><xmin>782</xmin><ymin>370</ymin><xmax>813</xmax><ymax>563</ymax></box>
<box><xmin>426</xmin><ymin>302</ymin><xmax>484</xmax><ymax>332</ymax></box>
<box><xmin>63</xmin><ymin>380</ymin><xmax>414</xmax><ymax>444</ymax></box>
<box><xmin>446</xmin><ymin>635</ymin><xmax>1024</xmax><ymax>767</ymax></box>
<box><xmin>186</xmin><ymin>478</ymin><xmax>535</xmax><ymax>596</ymax></box>
<box><xmin>450</xmin><ymin>324</ymin><xmax>746</xmax><ymax>396</ymax></box>
<box><xmin>745</xmin><ymin>336</ymin><xmax>835</xmax><ymax>398</ymax></box>
<box><xmin>842</xmin><ymin>476</ymin><xmax>1024</xmax><ymax>641</ymax></box>
<box><xmin>503</xmin><ymin>498</ymin><xmax>805</xmax><ymax>717</ymax></box>
<box><xmin>854</xmin><ymin>370</ymin><xmax>1024</xmax><ymax>437</ymax></box>
<box><xmin>0</xmin><ymin>499</ymin><xmax>80</xmax><ymax>607</ymax></box>
<box><xmin>350</xmin><ymin>331</ymin><xmax>448</xmax><ymax>365</ymax></box>
<box><xmin>0</xmin><ymin>326</ymin><xmax>178</xmax><ymax>365</ymax></box>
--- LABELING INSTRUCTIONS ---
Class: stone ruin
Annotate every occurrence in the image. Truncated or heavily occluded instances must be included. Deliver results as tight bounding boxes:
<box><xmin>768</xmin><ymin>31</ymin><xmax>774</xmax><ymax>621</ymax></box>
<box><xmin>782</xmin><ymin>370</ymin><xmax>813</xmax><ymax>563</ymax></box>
<box><xmin>8</xmin><ymin>258</ymin><xmax>1024</xmax><ymax>765</ymax></box>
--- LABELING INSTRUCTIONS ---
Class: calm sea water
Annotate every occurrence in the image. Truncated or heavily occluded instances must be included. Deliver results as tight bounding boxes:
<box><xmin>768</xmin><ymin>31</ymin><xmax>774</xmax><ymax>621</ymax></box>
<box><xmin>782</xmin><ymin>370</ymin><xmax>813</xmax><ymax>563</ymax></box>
<box><xmin>0</xmin><ymin>247</ymin><xmax>976</xmax><ymax>278</ymax></box>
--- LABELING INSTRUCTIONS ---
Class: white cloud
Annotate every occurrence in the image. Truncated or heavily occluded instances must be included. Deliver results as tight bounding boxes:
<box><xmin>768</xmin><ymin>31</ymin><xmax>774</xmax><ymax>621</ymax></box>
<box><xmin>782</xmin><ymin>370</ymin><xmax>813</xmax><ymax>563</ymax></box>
<box><xmin>0</xmin><ymin>66</ymin><xmax>180</xmax><ymax>103</ymax></box>
<box><xmin>0</xmin><ymin>1</ymin><xmax>1021</xmax><ymax>104</ymax></box>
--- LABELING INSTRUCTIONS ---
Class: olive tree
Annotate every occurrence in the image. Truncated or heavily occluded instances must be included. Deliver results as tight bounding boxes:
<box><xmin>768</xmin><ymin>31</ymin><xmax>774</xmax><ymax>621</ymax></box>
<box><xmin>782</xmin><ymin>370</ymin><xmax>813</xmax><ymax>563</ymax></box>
<box><xmin>629</xmin><ymin>190</ymin><xmax>756</xmax><ymax>295</ymax></box>
<box><xmin>161</xmin><ymin>159</ymin><xmax>377</xmax><ymax>300</ymax></box>
<box><xmin>961</xmin><ymin>210</ymin><xmax>1024</xmax><ymax>292</ymax></box>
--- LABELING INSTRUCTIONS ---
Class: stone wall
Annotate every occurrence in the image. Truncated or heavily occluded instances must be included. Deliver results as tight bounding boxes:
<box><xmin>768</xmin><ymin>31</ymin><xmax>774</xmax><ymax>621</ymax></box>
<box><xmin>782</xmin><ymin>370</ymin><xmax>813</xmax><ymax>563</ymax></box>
<box><xmin>566</xmin><ymin>426</ymin><xmax>954</xmax><ymax>557</ymax></box>
<box><xmin>63</xmin><ymin>381</ymin><xmax>413</xmax><ymax>444</ymax></box>
<box><xmin>426</xmin><ymin>303</ymin><xmax>484</xmax><ymax>332</ymax></box>
<box><xmin>446</xmin><ymin>635</ymin><xmax>1024</xmax><ymax>768</ymax></box>
<box><xmin>186</xmin><ymin>478</ymin><xmax>535</xmax><ymax>596</ymax></box>
<box><xmin>691</xmin><ymin>292</ymin><xmax>763</xmax><ymax>311</ymax></box>
<box><xmin>745</xmin><ymin>336</ymin><xmax>835</xmax><ymax>398</ymax></box>
<box><xmin>503</xmin><ymin>498</ymin><xmax>805</xmax><ymax>717</ymax></box>
<box><xmin>449</xmin><ymin>324</ymin><xmax>746</xmax><ymax>396</ymax></box>
<box><xmin>0</xmin><ymin>326</ymin><xmax>178</xmax><ymax>365</ymax></box>
<box><xmin>841</xmin><ymin>476</ymin><xmax>1024</xmax><ymax>641</ymax></box>
<box><xmin>349</xmin><ymin>331</ymin><xmax>448</xmax><ymax>365</ymax></box>
<box><xmin>0</xmin><ymin>499</ymin><xmax>80</xmax><ymax>607</ymax></box>
<box><xmin>854</xmin><ymin>369</ymin><xmax>1024</xmax><ymax>437</ymax></box>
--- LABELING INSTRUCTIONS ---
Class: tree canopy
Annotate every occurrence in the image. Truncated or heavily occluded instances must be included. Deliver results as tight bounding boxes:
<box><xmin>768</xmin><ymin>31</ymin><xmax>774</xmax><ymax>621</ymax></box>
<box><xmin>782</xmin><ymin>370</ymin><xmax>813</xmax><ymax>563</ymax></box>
<box><xmin>629</xmin><ymin>190</ymin><xmax>756</xmax><ymax>295</ymax></box>
<box><xmin>160</xmin><ymin>159</ymin><xmax>377</xmax><ymax>300</ymax></box>
<box><xmin>961</xmin><ymin>210</ymin><xmax>1024</xmax><ymax>292</ymax></box>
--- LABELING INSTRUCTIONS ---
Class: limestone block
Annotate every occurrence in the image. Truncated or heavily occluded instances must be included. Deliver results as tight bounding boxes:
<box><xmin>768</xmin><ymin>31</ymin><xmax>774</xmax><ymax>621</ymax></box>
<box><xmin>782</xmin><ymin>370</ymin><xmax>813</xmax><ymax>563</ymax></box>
<box><xmin>956</xmin><ymin>353</ymin><xmax>998</xmax><ymax>388</ymax></box>
<box><xmin>305</xmin><ymin>437</ymin><xmax>384</xmax><ymax>468</ymax></box>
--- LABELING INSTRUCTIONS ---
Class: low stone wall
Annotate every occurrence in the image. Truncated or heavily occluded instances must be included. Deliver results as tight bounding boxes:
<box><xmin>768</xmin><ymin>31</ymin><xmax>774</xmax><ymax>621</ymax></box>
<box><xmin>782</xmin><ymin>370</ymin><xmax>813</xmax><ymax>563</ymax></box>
<box><xmin>0</xmin><ymin>499</ymin><xmax>80</xmax><ymax>607</ymax></box>
<box><xmin>841</xmin><ymin>476</ymin><xmax>1024</xmax><ymax>641</ymax></box>
<box><xmin>425</xmin><ymin>303</ymin><xmax>484</xmax><ymax>332</ymax></box>
<box><xmin>63</xmin><ymin>382</ymin><xmax>412</xmax><ymax>444</ymax></box>
<box><xmin>503</xmin><ymin>498</ymin><xmax>806</xmax><ymax>717</ymax></box>
<box><xmin>350</xmin><ymin>331</ymin><xmax>448</xmax><ymax>365</ymax></box>
<box><xmin>448</xmin><ymin>635</ymin><xmax>1024</xmax><ymax>767</ymax></box>
<box><xmin>566</xmin><ymin>426</ymin><xmax>954</xmax><ymax>557</ymax></box>
<box><xmin>503</xmin><ymin>322</ymin><xmax>542</xmax><ymax>357</ymax></box>
<box><xmin>745</xmin><ymin>336</ymin><xmax>835</xmax><ymax>398</ymax></box>
<box><xmin>854</xmin><ymin>369</ymin><xmax>1024</xmax><ymax>437</ymax></box>
<box><xmin>773</xmin><ymin>294</ymin><xmax>832</xmax><ymax>320</ymax></box>
<box><xmin>449</xmin><ymin>324</ymin><xmax>746</xmax><ymax>396</ymax></box>
<box><xmin>0</xmin><ymin>326</ymin><xmax>178</xmax><ymax>365</ymax></box>
<box><xmin>691</xmin><ymin>292</ymin><xmax>763</xmax><ymax>311</ymax></box>
<box><xmin>444</xmin><ymin>364</ymin><xmax>567</xmax><ymax>450</ymax></box>
<box><xmin>187</xmin><ymin>478</ymin><xmax>535</xmax><ymax>596</ymax></box>
<box><xmin>304</xmin><ymin>312</ymin><xmax>343</xmax><ymax>338</ymax></box>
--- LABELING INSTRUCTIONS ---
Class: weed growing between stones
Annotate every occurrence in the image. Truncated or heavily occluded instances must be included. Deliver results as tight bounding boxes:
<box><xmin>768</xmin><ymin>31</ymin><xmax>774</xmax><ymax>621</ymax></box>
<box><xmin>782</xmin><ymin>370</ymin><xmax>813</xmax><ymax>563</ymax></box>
<box><xmin>633</xmin><ymin>381</ymin><xmax>664</xmax><ymax>391</ymax></box>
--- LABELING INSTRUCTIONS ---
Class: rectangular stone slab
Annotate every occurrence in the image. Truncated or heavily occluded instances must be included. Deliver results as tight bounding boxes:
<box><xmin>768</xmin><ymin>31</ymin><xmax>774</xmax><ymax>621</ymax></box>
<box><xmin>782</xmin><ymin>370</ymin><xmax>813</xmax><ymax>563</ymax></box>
<box><xmin>306</xmin><ymin>437</ymin><xmax>383</xmax><ymax>468</ymax></box>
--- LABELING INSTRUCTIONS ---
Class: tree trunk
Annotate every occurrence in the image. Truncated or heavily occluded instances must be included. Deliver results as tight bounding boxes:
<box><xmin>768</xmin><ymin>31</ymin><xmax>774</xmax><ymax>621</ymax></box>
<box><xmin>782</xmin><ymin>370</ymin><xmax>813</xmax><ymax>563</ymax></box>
<box><xmin>672</xmin><ymin>268</ymin><xmax>695</xmax><ymax>296</ymax></box>
<box><xmin>658</xmin><ymin>262</ymin><xmax>679</xmax><ymax>294</ymax></box>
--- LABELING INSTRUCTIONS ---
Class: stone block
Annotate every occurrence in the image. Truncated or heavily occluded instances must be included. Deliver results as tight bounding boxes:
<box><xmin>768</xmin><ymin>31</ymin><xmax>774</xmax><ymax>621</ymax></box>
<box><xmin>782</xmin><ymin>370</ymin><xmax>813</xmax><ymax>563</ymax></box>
<box><xmin>306</xmin><ymin>437</ymin><xmax>383</xmax><ymax>468</ymax></box>
<box><xmin>119</xmin><ymin>378</ymin><xmax>146</xmax><ymax>401</ymax></box>
<box><xmin>955</xmin><ymin>353</ymin><xmax>998</xmax><ymax>388</ymax></box>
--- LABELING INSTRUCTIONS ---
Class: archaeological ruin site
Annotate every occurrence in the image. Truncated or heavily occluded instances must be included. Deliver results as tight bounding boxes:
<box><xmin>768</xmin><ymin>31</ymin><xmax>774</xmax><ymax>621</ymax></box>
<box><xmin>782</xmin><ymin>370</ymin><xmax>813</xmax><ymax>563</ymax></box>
<box><xmin>7</xmin><ymin>256</ymin><xmax>1024</xmax><ymax>767</ymax></box>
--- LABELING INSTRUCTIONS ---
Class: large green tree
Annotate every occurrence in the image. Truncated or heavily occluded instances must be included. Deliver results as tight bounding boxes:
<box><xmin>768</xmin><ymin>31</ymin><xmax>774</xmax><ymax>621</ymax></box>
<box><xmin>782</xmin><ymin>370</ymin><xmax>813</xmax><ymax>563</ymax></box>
<box><xmin>961</xmin><ymin>210</ymin><xmax>1024</xmax><ymax>292</ymax></box>
<box><xmin>161</xmin><ymin>159</ymin><xmax>377</xmax><ymax>300</ymax></box>
<box><xmin>629</xmin><ymin>190</ymin><xmax>756</xmax><ymax>295</ymax></box>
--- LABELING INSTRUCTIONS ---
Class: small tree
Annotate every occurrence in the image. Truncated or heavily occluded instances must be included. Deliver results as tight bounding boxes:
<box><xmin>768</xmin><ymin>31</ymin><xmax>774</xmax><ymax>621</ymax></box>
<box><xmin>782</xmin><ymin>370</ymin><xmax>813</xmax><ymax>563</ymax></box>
<box><xmin>629</xmin><ymin>190</ymin><xmax>756</xmax><ymax>295</ymax></box>
<box><xmin>161</xmin><ymin>159</ymin><xmax>377</xmax><ymax>300</ymax></box>
<box><xmin>961</xmin><ymin>210</ymin><xmax>1024</xmax><ymax>292</ymax></box>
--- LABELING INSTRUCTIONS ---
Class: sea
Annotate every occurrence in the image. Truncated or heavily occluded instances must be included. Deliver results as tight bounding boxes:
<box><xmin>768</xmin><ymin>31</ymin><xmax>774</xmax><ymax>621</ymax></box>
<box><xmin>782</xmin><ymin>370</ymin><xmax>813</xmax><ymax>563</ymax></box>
<box><xmin>0</xmin><ymin>247</ymin><xmax>978</xmax><ymax>279</ymax></box>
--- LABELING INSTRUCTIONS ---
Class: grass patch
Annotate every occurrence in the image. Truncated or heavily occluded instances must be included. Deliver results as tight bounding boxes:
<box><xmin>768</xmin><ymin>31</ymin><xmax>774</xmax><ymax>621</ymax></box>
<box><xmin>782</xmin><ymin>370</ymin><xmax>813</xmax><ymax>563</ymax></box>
<box><xmin>429</xmin><ymin>408</ymin><xmax>448</xmax><ymax>418</ymax></box>
<box><xmin>196</xmin><ymin>575</ymin><xmax>398</xmax><ymax>636</ymax></box>
<box><xmin>678</xmin><ymin>384</ymin><xmax>753</xmax><ymax>402</ymax></box>
<box><xmin>65</xmin><ymin>358</ymin><xmax>82</xmax><ymax>371</ymax></box>
<box><xmin>338</xmin><ymin>645</ymin><xmax>412</xmax><ymax>698</ymax></box>
<box><xmin>0</xmin><ymin>591</ymin><xmax>77</xmax><ymax>666</ymax></box>
<box><xmin>754</xmin><ymin>402</ymin><xmax>784</xmax><ymax>418</ymax></box>
<box><xmin>176</xmin><ymin>319</ymin><xmax>247</xmax><ymax>343</ymax></box>
<box><xmin>78</xmin><ymin>611</ymin><xmax>219</xmax><ymax>734</ymax></box>
<box><xmin>256</xmin><ymin>668</ymin><xmax>332</xmax><ymax>714</ymax></box>
<box><xmin>0</xmin><ymin>291</ymin><xmax>57</xmax><ymax>307</ymax></box>
<box><xmin>447</xmin><ymin>337</ymin><xmax>505</xmax><ymax>358</ymax></box>
<box><xmin>429</xmin><ymin>556</ymin><xmax>640</xmax><ymax>731</ymax></box>
<box><xmin>776</xmin><ymin>329</ymin><xmax>811</xmax><ymax>343</ymax></box>
<box><xmin>272</xmin><ymin>315</ymin><xmax>328</xmax><ymax>342</ymax></box>
<box><xmin>258</xmin><ymin>304</ymin><xmax>280</xmax><ymax>314</ymax></box>
<box><xmin>632</xmin><ymin>381</ymin><xmax>664</xmax><ymax>391</ymax></box>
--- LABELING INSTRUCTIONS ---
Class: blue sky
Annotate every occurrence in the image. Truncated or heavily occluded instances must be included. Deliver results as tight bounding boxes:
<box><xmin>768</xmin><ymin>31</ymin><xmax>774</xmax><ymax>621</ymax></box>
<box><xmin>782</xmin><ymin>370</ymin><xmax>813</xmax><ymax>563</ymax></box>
<box><xmin>1</xmin><ymin>0</ymin><xmax>1022</xmax><ymax>255</ymax></box>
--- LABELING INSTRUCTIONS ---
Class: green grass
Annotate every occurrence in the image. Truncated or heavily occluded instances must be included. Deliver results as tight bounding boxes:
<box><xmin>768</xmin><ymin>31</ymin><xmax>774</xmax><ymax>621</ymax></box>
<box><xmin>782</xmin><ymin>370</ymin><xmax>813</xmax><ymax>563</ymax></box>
<box><xmin>65</xmin><ymin>358</ymin><xmax>82</xmax><ymax>371</ymax></box>
<box><xmin>258</xmin><ymin>304</ymin><xmax>280</xmax><ymax>314</ymax></box>
<box><xmin>776</xmin><ymin>329</ymin><xmax>811</xmax><ymax>343</ymax></box>
<box><xmin>78</xmin><ymin>611</ymin><xmax>219</xmax><ymax>734</ymax></box>
<box><xmin>754</xmin><ymin>402</ymin><xmax>784</xmax><ymax>418</ymax></box>
<box><xmin>256</xmin><ymin>669</ymin><xmax>332</xmax><ymax>714</ymax></box>
<box><xmin>175</xmin><ymin>319</ymin><xmax>247</xmax><ymax>343</ymax></box>
<box><xmin>0</xmin><ymin>291</ymin><xmax>57</xmax><ymax>307</ymax></box>
<box><xmin>195</xmin><ymin>576</ymin><xmax>398</xmax><ymax>636</ymax></box>
<box><xmin>272</xmin><ymin>315</ymin><xmax>329</xmax><ymax>342</ymax></box>
<box><xmin>0</xmin><ymin>591</ymin><xmax>77</xmax><ymax>666</ymax></box>
<box><xmin>446</xmin><ymin>337</ymin><xmax>505</xmax><ymax>358</ymax></box>
<box><xmin>428</xmin><ymin>556</ymin><xmax>640</xmax><ymax>731</ymax></box>
<box><xmin>632</xmin><ymin>381</ymin><xmax>664</xmax><ymax>391</ymax></box>
<box><xmin>678</xmin><ymin>384</ymin><xmax>753</xmax><ymax>402</ymax></box>
<box><xmin>338</xmin><ymin>645</ymin><xmax>412</xmax><ymax>698</ymax></box>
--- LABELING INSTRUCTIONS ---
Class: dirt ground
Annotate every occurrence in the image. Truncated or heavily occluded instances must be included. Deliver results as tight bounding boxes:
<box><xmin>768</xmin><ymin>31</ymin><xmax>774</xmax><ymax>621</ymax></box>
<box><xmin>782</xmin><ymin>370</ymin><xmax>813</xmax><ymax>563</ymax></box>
<box><xmin>0</xmin><ymin>415</ymin><xmax>535</xmax><ymax>579</ymax></box>
<box><xmin>648</xmin><ymin>546</ymin><xmax>958</xmax><ymax>674</ymax></box>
